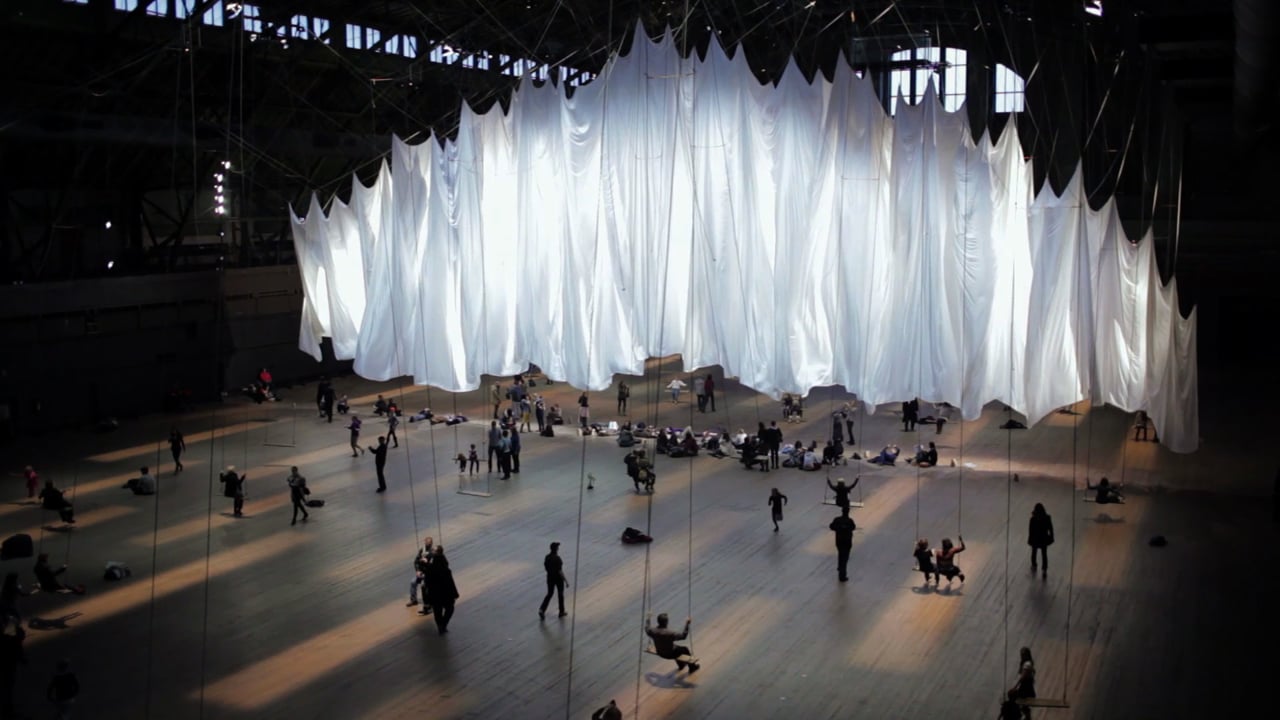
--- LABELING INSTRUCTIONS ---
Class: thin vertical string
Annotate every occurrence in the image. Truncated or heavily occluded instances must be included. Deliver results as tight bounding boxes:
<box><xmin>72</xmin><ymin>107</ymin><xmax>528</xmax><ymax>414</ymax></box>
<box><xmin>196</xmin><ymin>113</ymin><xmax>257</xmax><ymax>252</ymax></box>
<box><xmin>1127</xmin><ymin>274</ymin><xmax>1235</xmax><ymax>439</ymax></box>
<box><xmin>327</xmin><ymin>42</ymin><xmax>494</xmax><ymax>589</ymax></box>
<box><xmin>196</xmin><ymin>265</ymin><xmax>223</xmax><ymax>719</ymax></box>
<box><xmin>565</xmin><ymin>7</ymin><xmax>614</xmax><ymax>714</ymax></box>
<box><xmin>424</xmin><ymin>387</ymin><xmax>444</xmax><ymax>545</ymax></box>
<box><xmin>142</xmin><ymin>413</ymin><xmax>166</xmax><ymax>719</ymax></box>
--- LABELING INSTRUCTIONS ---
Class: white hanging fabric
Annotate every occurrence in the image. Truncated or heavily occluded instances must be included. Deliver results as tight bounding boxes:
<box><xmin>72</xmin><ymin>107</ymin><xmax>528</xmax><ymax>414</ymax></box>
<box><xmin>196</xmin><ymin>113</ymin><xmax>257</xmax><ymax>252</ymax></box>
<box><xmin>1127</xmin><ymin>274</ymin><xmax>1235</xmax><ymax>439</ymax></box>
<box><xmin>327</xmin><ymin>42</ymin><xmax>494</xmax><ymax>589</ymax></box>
<box><xmin>291</xmin><ymin>27</ymin><xmax>1199</xmax><ymax>452</ymax></box>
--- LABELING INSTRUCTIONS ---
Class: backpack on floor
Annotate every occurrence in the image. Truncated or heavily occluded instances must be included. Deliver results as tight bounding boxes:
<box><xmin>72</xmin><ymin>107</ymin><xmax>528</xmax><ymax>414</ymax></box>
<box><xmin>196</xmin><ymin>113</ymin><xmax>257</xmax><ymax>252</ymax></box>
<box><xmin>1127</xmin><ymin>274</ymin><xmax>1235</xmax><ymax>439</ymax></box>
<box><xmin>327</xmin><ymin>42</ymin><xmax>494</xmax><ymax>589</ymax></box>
<box><xmin>306</xmin><ymin>499</ymin><xmax>325</xmax><ymax>507</ymax></box>
<box><xmin>1</xmin><ymin>533</ymin><xmax>33</xmax><ymax>561</ymax></box>
<box><xmin>621</xmin><ymin>527</ymin><xmax>653</xmax><ymax>544</ymax></box>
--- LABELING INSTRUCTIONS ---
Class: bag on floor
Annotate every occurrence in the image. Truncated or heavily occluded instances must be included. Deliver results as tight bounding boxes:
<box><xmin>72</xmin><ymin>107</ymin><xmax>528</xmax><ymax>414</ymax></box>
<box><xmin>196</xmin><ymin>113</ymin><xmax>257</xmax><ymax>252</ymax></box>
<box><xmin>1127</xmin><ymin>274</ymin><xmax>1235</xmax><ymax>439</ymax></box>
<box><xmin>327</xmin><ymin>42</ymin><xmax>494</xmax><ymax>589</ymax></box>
<box><xmin>621</xmin><ymin>527</ymin><xmax>652</xmax><ymax>544</ymax></box>
<box><xmin>306</xmin><ymin>499</ymin><xmax>325</xmax><ymax>507</ymax></box>
<box><xmin>103</xmin><ymin>561</ymin><xmax>131</xmax><ymax>581</ymax></box>
<box><xmin>1</xmin><ymin>533</ymin><xmax>33</xmax><ymax>560</ymax></box>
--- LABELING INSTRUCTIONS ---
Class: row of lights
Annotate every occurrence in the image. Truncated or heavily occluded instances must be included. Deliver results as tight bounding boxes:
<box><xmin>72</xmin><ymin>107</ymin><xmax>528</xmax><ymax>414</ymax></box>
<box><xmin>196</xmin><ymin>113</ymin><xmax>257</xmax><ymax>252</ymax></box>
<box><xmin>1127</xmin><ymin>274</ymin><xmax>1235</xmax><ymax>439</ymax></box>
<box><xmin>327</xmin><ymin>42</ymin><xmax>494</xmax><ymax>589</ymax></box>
<box><xmin>214</xmin><ymin>160</ymin><xmax>231</xmax><ymax>215</ymax></box>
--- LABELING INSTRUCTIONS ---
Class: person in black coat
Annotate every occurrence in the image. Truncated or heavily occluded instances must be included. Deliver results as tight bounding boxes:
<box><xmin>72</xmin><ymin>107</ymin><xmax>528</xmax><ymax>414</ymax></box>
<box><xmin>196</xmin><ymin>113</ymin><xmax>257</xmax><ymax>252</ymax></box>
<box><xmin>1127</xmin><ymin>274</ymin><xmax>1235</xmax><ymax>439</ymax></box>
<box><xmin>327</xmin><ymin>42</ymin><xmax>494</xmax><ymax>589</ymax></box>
<box><xmin>764</xmin><ymin>421</ymin><xmax>783</xmax><ymax>469</ymax></box>
<box><xmin>829</xmin><ymin>507</ymin><xmax>856</xmax><ymax>581</ymax></box>
<box><xmin>425</xmin><ymin>547</ymin><xmax>459</xmax><ymax>635</ymax></box>
<box><xmin>368</xmin><ymin>436</ymin><xmax>389</xmax><ymax>492</ymax></box>
<box><xmin>538</xmin><ymin>542</ymin><xmax>567</xmax><ymax>620</ymax></box>
<box><xmin>1028</xmin><ymin>503</ymin><xmax>1054</xmax><ymax>579</ymax></box>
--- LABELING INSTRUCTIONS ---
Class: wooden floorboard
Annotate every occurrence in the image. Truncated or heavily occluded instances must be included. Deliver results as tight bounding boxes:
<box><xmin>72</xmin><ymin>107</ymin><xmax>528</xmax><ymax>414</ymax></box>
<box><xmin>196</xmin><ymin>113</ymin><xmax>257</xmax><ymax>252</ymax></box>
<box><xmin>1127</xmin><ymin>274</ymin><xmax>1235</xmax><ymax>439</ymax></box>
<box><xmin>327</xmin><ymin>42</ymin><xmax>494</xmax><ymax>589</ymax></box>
<box><xmin>1</xmin><ymin>363</ymin><xmax>1274</xmax><ymax>719</ymax></box>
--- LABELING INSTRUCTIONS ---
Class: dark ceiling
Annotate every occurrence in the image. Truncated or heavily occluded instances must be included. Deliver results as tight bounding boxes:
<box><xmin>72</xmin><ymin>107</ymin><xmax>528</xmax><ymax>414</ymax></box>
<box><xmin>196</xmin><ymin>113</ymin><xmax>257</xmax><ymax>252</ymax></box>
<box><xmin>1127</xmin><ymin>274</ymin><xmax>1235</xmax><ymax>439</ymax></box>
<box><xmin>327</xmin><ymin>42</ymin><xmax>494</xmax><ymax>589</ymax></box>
<box><xmin>0</xmin><ymin>0</ymin><xmax>1273</xmax><ymax>288</ymax></box>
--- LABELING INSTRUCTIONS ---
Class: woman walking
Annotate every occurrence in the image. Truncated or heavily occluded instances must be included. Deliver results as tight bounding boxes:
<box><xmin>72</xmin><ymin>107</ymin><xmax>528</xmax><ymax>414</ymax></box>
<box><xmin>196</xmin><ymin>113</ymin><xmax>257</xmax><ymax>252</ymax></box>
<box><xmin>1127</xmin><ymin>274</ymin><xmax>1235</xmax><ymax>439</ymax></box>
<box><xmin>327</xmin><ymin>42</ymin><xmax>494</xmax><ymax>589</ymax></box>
<box><xmin>767</xmin><ymin>488</ymin><xmax>788</xmax><ymax>532</ymax></box>
<box><xmin>168</xmin><ymin>428</ymin><xmax>186</xmax><ymax>474</ymax></box>
<box><xmin>1028</xmin><ymin>503</ymin><xmax>1054</xmax><ymax>579</ymax></box>
<box><xmin>1009</xmin><ymin>646</ymin><xmax>1036</xmax><ymax>719</ymax></box>
<box><xmin>347</xmin><ymin>415</ymin><xmax>364</xmax><ymax>457</ymax></box>
<box><xmin>426</xmin><ymin>546</ymin><xmax>460</xmax><ymax>635</ymax></box>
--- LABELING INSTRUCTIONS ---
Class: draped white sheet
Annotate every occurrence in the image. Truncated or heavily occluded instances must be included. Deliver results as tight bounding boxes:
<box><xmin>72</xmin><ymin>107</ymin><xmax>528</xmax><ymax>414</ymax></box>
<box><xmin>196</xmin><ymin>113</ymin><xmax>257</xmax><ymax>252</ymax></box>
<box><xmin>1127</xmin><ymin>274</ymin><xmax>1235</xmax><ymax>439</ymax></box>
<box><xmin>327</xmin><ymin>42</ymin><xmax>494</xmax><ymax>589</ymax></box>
<box><xmin>291</xmin><ymin>28</ymin><xmax>1199</xmax><ymax>452</ymax></box>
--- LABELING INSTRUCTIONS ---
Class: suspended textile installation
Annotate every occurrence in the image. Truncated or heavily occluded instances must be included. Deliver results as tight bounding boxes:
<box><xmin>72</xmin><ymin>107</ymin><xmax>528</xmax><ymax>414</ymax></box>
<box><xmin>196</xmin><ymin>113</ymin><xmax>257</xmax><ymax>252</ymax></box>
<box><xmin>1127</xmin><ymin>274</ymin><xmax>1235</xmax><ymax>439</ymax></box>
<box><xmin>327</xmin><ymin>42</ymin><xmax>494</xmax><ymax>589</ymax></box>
<box><xmin>290</xmin><ymin>27</ymin><xmax>1199</xmax><ymax>453</ymax></box>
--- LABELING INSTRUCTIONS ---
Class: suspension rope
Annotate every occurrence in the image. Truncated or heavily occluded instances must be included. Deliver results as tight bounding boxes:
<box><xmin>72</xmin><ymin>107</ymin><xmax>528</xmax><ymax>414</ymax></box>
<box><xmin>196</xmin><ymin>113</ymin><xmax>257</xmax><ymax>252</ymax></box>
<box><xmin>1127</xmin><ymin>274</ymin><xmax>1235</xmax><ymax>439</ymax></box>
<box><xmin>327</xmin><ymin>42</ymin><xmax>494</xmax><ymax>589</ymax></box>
<box><xmin>196</xmin><ymin>262</ymin><xmax>225</xmax><ymax>719</ymax></box>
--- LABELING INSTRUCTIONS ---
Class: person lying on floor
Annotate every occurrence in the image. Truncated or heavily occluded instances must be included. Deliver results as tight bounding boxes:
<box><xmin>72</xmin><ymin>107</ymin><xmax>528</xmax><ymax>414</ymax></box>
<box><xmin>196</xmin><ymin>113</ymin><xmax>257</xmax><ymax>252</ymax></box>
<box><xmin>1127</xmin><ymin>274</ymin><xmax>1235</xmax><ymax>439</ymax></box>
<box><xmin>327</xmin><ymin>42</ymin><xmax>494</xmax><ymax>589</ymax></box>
<box><xmin>868</xmin><ymin>445</ymin><xmax>901</xmax><ymax>465</ymax></box>
<box><xmin>408</xmin><ymin>408</ymin><xmax>433</xmax><ymax>422</ymax></box>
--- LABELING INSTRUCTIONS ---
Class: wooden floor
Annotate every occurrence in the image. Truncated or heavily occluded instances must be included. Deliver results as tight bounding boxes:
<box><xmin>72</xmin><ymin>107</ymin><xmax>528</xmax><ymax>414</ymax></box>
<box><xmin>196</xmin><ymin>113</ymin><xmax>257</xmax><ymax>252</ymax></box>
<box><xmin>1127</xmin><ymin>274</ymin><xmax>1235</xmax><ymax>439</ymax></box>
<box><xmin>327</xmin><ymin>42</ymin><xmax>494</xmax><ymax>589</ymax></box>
<box><xmin>1</xmin><ymin>362</ymin><xmax>1273</xmax><ymax>720</ymax></box>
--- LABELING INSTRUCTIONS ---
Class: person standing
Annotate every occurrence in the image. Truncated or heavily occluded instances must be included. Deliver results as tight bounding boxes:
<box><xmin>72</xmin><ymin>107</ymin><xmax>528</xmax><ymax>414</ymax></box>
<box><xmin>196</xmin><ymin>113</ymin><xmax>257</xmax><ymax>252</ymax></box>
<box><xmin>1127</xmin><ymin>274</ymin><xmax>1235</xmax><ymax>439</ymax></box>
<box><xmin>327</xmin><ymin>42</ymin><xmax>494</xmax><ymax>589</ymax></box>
<box><xmin>491</xmin><ymin>383</ymin><xmax>502</xmax><ymax>419</ymax></box>
<box><xmin>467</xmin><ymin>445</ymin><xmax>480</xmax><ymax>475</ymax></box>
<box><xmin>386</xmin><ymin>411</ymin><xmax>400</xmax><ymax>449</ymax></box>
<box><xmin>316</xmin><ymin>379</ymin><xmax>330</xmax><ymax>417</ymax></box>
<box><xmin>320</xmin><ymin>383</ymin><xmax>336</xmax><ymax>423</ymax></box>
<box><xmin>287</xmin><ymin>466</ymin><xmax>310</xmax><ymax>525</ymax></box>
<box><xmin>1028</xmin><ymin>503</ymin><xmax>1054</xmax><ymax>579</ymax></box>
<box><xmin>577</xmin><ymin>393</ymin><xmax>590</xmax><ymax>430</ymax></box>
<box><xmin>666</xmin><ymin>378</ymin><xmax>686</xmax><ymax>403</ymax></box>
<box><xmin>408</xmin><ymin>537</ymin><xmax>434</xmax><ymax>611</ymax></box>
<box><xmin>498</xmin><ymin>430</ymin><xmax>512</xmax><ymax>480</ymax></box>
<box><xmin>426</xmin><ymin>546</ymin><xmax>459</xmax><ymax>635</ymax></box>
<box><xmin>347</xmin><ymin>416</ymin><xmax>364</xmax><ymax>457</ymax></box>
<box><xmin>693</xmin><ymin>376</ymin><xmax>706</xmax><ymax>413</ymax></box>
<box><xmin>21</xmin><ymin>465</ymin><xmax>40</xmax><ymax>500</ymax></box>
<box><xmin>0</xmin><ymin>614</ymin><xmax>27</xmax><ymax>720</ymax></box>
<box><xmin>220</xmin><ymin>465</ymin><xmax>246</xmax><ymax>517</ymax></box>
<box><xmin>519</xmin><ymin>396</ymin><xmax>532</xmax><ymax>432</ymax></box>
<box><xmin>168</xmin><ymin>428</ymin><xmax>186</xmax><ymax>474</ymax></box>
<box><xmin>368</xmin><ymin>436</ymin><xmax>389</xmax><ymax>492</ymax></box>
<box><xmin>509</xmin><ymin>427</ymin><xmax>522</xmax><ymax>474</ymax></box>
<box><xmin>535</xmin><ymin>395</ymin><xmax>547</xmax><ymax>432</ymax></box>
<box><xmin>829</xmin><ymin>507</ymin><xmax>856</xmax><ymax>582</ymax></box>
<box><xmin>617</xmin><ymin>381</ymin><xmax>630</xmax><ymax>415</ymax></box>
<box><xmin>1009</xmin><ymin>647</ymin><xmax>1036</xmax><ymax>719</ymax></box>
<box><xmin>487</xmin><ymin>421</ymin><xmax>501</xmax><ymax>472</ymax></box>
<box><xmin>46</xmin><ymin>658</ymin><xmax>79</xmax><ymax>720</ymax></box>
<box><xmin>843</xmin><ymin>402</ymin><xmax>855</xmax><ymax>444</ymax></box>
<box><xmin>765</xmin><ymin>421</ymin><xmax>783</xmax><ymax>469</ymax></box>
<box><xmin>704</xmin><ymin>374</ymin><xmax>716</xmax><ymax>412</ymax></box>
<box><xmin>768</xmin><ymin>488</ymin><xmax>788</xmax><ymax>532</ymax></box>
<box><xmin>538</xmin><ymin>542</ymin><xmax>568</xmax><ymax>620</ymax></box>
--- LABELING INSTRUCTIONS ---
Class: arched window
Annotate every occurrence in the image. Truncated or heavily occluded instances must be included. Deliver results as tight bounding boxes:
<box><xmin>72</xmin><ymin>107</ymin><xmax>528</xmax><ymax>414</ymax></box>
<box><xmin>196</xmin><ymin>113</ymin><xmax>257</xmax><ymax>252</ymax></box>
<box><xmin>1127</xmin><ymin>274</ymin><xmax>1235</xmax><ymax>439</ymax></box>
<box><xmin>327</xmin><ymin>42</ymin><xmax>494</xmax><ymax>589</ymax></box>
<box><xmin>994</xmin><ymin>63</ymin><xmax>1026</xmax><ymax>113</ymax></box>
<box><xmin>888</xmin><ymin>47</ymin><xmax>967</xmax><ymax>113</ymax></box>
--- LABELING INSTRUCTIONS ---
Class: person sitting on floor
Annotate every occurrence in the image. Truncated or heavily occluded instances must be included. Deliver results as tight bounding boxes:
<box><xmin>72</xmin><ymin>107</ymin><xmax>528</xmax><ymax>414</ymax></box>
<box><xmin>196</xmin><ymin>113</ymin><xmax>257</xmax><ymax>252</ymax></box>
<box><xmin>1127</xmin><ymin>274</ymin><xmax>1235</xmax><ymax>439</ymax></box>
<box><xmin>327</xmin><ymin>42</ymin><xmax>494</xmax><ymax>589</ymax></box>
<box><xmin>800</xmin><ymin>447</ymin><xmax>822</xmax><ymax>471</ymax></box>
<box><xmin>33</xmin><ymin>554</ymin><xmax>85</xmax><ymax>595</ymax></box>
<box><xmin>39</xmin><ymin>481</ymin><xmax>75</xmax><ymax>524</ymax></box>
<box><xmin>868</xmin><ymin>445</ymin><xmax>901</xmax><ymax>465</ymax></box>
<box><xmin>935</xmin><ymin>537</ymin><xmax>966</xmax><ymax>585</ymax></box>
<box><xmin>914</xmin><ymin>538</ymin><xmax>938</xmax><ymax>585</ymax></box>
<box><xmin>645</xmin><ymin>613</ymin><xmax>700</xmax><ymax>673</ymax></box>
<box><xmin>822</xmin><ymin>440</ymin><xmax>842</xmax><ymax>466</ymax></box>
<box><xmin>373</xmin><ymin>395</ymin><xmax>389</xmax><ymax>417</ymax></box>
<box><xmin>731</xmin><ymin>429</ymin><xmax>749</xmax><ymax>450</ymax></box>
<box><xmin>617</xmin><ymin>426</ymin><xmax>637</xmax><ymax>447</ymax></box>
<box><xmin>122</xmin><ymin>466</ymin><xmax>157</xmax><ymax>496</ymax></box>
<box><xmin>907</xmin><ymin>442</ymin><xmax>938</xmax><ymax>467</ymax></box>
<box><xmin>667</xmin><ymin>431</ymin><xmax>699</xmax><ymax>458</ymax></box>
<box><xmin>1087</xmin><ymin>477</ymin><xmax>1124</xmax><ymax>504</ymax></box>
<box><xmin>739</xmin><ymin>437</ymin><xmax>769</xmax><ymax>472</ymax></box>
<box><xmin>336</xmin><ymin>395</ymin><xmax>350</xmax><ymax>414</ymax></box>
<box><xmin>655</xmin><ymin>428</ymin><xmax>672</xmax><ymax>455</ymax></box>
<box><xmin>547</xmin><ymin>404</ymin><xmax>564</xmax><ymax>425</ymax></box>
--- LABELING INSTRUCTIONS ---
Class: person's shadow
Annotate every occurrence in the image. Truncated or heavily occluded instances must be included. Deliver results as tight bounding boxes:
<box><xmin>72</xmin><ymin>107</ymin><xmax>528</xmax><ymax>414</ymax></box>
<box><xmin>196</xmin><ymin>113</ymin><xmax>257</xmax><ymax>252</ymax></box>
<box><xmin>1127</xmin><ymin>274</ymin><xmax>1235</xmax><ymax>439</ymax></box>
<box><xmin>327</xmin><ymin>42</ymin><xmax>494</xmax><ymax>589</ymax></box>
<box><xmin>644</xmin><ymin>671</ymin><xmax>697</xmax><ymax>690</ymax></box>
<box><xmin>1093</xmin><ymin>513</ymin><xmax>1125</xmax><ymax>524</ymax></box>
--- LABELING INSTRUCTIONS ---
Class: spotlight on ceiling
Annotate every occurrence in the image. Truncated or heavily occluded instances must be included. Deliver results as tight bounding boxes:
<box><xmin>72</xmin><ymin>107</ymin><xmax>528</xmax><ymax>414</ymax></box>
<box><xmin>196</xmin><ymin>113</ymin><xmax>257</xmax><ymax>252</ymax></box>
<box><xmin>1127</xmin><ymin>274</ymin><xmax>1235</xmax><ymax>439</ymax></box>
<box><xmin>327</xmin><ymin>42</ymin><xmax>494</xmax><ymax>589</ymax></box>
<box><xmin>106</xmin><ymin>260</ymin><xmax>114</xmax><ymax>270</ymax></box>
<box><xmin>1084</xmin><ymin>0</ymin><xmax>1103</xmax><ymax>17</ymax></box>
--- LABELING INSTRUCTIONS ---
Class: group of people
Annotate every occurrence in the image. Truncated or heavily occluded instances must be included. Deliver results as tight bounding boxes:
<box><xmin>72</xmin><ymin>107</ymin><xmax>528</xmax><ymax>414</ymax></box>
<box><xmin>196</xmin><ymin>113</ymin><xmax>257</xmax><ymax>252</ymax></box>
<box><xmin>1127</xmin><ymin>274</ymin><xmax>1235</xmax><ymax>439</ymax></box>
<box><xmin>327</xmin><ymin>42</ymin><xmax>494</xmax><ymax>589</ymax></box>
<box><xmin>405</xmin><ymin>537</ymin><xmax>460</xmax><ymax>635</ymax></box>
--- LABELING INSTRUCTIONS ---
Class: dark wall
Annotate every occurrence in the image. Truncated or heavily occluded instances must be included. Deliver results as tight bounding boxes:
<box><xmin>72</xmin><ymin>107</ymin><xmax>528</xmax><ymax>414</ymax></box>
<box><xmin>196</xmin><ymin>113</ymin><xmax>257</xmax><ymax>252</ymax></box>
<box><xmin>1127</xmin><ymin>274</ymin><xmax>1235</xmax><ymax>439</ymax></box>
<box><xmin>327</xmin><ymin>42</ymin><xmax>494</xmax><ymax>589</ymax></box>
<box><xmin>0</xmin><ymin>266</ymin><xmax>347</xmax><ymax>438</ymax></box>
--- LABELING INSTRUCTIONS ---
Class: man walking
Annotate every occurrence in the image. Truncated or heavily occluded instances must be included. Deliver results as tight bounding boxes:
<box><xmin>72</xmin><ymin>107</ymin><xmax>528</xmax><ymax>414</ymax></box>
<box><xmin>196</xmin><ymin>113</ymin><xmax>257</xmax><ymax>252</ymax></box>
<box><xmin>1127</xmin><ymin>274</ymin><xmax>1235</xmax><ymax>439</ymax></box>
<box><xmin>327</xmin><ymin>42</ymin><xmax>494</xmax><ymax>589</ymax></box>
<box><xmin>704</xmin><ymin>374</ymin><xmax>716</xmax><ymax>412</ymax></box>
<box><xmin>538</xmin><ymin>542</ymin><xmax>568</xmax><ymax>620</ymax></box>
<box><xmin>368</xmin><ymin>436</ymin><xmax>389</xmax><ymax>492</ymax></box>
<box><xmin>617</xmin><ymin>381</ymin><xmax>630</xmax><ymax>415</ymax></box>
<box><xmin>498</xmin><ymin>429</ymin><xmax>512</xmax><ymax>480</ymax></box>
<box><xmin>829</xmin><ymin>507</ymin><xmax>856</xmax><ymax>582</ymax></box>
<box><xmin>287</xmin><ymin>466</ymin><xmax>310</xmax><ymax>525</ymax></box>
<box><xmin>765</xmin><ymin>421</ymin><xmax>783</xmax><ymax>469</ymax></box>
<box><xmin>387</xmin><ymin>411</ymin><xmax>400</xmax><ymax>448</ymax></box>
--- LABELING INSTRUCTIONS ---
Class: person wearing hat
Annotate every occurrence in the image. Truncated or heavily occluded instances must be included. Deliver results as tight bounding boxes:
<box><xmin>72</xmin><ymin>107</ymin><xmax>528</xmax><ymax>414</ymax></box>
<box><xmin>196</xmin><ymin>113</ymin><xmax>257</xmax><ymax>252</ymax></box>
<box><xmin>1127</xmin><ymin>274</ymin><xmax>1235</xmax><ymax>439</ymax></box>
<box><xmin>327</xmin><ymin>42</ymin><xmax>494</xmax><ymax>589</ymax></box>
<box><xmin>538</xmin><ymin>542</ymin><xmax>568</xmax><ymax>620</ymax></box>
<box><xmin>220</xmin><ymin>465</ymin><xmax>246</xmax><ymax>517</ymax></box>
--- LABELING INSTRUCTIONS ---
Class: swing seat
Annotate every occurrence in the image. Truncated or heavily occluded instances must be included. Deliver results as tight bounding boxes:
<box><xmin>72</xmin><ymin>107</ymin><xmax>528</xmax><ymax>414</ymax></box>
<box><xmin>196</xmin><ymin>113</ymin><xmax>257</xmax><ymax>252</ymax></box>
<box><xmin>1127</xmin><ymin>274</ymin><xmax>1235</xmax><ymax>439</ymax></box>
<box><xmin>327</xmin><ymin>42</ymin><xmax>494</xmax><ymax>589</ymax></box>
<box><xmin>644</xmin><ymin>646</ymin><xmax>698</xmax><ymax>665</ymax></box>
<box><xmin>821</xmin><ymin>500</ymin><xmax>865</xmax><ymax>508</ymax></box>
<box><xmin>1015</xmin><ymin>698</ymin><xmax>1070</xmax><ymax>709</ymax></box>
<box><xmin>1082</xmin><ymin>496</ymin><xmax>1124</xmax><ymax>504</ymax></box>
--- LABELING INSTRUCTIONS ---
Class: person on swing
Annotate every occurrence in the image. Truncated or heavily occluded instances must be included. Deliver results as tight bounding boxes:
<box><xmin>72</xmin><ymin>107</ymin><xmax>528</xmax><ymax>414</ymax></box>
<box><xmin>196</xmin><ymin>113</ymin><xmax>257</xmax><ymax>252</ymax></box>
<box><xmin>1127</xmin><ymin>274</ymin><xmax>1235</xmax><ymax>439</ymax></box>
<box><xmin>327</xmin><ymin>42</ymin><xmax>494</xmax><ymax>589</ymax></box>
<box><xmin>826</xmin><ymin>477</ymin><xmax>859</xmax><ymax>512</ymax></box>
<box><xmin>645</xmin><ymin>613</ymin><xmax>699</xmax><ymax>673</ymax></box>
